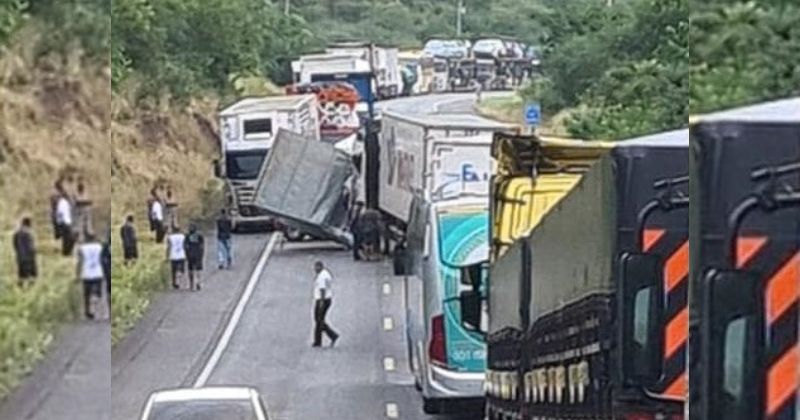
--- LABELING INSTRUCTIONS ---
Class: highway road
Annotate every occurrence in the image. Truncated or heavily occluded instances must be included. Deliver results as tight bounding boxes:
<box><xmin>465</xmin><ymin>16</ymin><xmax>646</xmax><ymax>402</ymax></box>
<box><xmin>111</xmin><ymin>94</ymin><xmax>499</xmax><ymax>420</ymax></box>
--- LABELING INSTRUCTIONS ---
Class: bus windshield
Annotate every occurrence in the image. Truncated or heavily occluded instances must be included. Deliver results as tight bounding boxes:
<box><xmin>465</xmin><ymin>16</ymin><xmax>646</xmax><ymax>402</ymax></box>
<box><xmin>225</xmin><ymin>150</ymin><xmax>268</xmax><ymax>180</ymax></box>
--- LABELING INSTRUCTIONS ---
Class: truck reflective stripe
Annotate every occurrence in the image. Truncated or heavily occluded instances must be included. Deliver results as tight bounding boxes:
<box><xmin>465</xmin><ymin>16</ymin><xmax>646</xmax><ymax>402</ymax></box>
<box><xmin>766</xmin><ymin>252</ymin><xmax>800</xmax><ymax>324</ymax></box>
<box><xmin>767</xmin><ymin>346</ymin><xmax>799</xmax><ymax>416</ymax></box>
<box><xmin>736</xmin><ymin>236</ymin><xmax>768</xmax><ymax>268</ymax></box>
<box><xmin>665</xmin><ymin>307</ymin><xmax>689</xmax><ymax>359</ymax></box>
<box><xmin>663</xmin><ymin>372</ymin><xmax>688</xmax><ymax>399</ymax></box>
<box><xmin>642</xmin><ymin>228</ymin><xmax>665</xmax><ymax>252</ymax></box>
<box><xmin>665</xmin><ymin>240</ymin><xmax>689</xmax><ymax>293</ymax></box>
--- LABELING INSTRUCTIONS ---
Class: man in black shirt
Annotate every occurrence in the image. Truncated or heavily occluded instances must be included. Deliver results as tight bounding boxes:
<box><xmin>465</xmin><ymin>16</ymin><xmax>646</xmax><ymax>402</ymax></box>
<box><xmin>216</xmin><ymin>209</ymin><xmax>233</xmax><ymax>269</ymax></box>
<box><xmin>13</xmin><ymin>217</ymin><xmax>37</xmax><ymax>287</ymax></box>
<box><xmin>184</xmin><ymin>224</ymin><xmax>205</xmax><ymax>291</ymax></box>
<box><xmin>120</xmin><ymin>214</ymin><xmax>138</xmax><ymax>265</ymax></box>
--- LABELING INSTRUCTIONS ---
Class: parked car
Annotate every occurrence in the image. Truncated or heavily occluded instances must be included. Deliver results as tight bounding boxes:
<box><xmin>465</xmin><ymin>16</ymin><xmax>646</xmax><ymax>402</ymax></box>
<box><xmin>140</xmin><ymin>387</ymin><xmax>271</xmax><ymax>420</ymax></box>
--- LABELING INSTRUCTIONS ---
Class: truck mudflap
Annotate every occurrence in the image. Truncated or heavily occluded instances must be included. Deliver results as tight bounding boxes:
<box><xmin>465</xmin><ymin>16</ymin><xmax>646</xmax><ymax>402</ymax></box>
<box><xmin>252</xmin><ymin>129</ymin><xmax>355</xmax><ymax>247</ymax></box>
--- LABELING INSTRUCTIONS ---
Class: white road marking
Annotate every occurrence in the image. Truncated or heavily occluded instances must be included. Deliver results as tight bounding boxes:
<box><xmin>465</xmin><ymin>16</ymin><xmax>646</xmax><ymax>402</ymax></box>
<box><xmin>383</xmin><ymin>317</ymin><xmax>394</xmax><ymax>331</ymax></box>
<box><xmin>385</xmin><ymin>402</ymin><xmax>399</xmax><ymax>418</ymax></box>
<box><xmin>383</xmin><ymin>356</ymin><xmax>396</xmax><ymax>372</ymax></box>
<box><xmin>382</xmin><ymin>282</ymin><xmax>392</xmax><ymax>295</ymax></box>
<box><xmin>193</xmin><ymin>233</ymin><xmax>281</xmax><ymax>387</ymax></box>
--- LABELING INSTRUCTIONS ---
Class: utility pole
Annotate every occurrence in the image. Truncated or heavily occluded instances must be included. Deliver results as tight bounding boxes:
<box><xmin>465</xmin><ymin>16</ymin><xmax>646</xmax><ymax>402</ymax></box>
<box><xmin>456</xmin><ymin>0</ymin><xmax>464</xmax><ymax>37</ymax></box>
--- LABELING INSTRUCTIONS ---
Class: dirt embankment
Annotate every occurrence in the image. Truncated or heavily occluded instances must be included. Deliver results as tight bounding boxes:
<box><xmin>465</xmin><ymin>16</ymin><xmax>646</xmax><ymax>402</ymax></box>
<box><xmin>0</xmin><ymin>46</ymin><xmax>111</xmax><ymax>237</ymax></box>
<box><xmin>111</xmin><ymin>94</ymin><xmax>221</xmax><ymax>227</ymax></box>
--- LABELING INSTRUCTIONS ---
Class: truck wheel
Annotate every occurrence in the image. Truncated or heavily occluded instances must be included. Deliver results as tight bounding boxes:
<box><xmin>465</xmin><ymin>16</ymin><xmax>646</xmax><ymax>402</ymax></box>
<box><xmin>423</xmin><ymin>398</ymin><xmax>442</xmax><ymax>414</ymax></box>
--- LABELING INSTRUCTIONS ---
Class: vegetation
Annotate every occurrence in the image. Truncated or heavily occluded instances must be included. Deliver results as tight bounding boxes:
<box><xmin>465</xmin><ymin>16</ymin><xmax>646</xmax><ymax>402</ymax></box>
<box><xmin>690</xmin><ymin>0</ymin><xmax>800</xmax><ymax>113</ymax></box>
<box><xmin>0</xmin><ymin>0</ymin><xmax>110</xmax><ymax>398</ymax></box>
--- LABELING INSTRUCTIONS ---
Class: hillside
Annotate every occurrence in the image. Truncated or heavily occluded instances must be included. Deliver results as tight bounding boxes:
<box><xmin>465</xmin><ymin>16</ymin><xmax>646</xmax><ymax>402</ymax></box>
<box><xmin>0</xmin><ymin>35</ymin><xmax>110</xmax><ymax>396</ymax></box>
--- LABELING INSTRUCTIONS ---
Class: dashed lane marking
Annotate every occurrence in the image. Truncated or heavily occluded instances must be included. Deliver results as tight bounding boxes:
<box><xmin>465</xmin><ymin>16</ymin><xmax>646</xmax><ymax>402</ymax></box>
<box><xmin>193</xmin><ymin>233</ymin><xmax>281</xmax><ymax>387</ymax></box>
<box><xmin>383</xmin><ymin>357</ymin><xmax>396</xmax><ymax>372</ymax></box>
<box><xmin>383</xmin><ymin>317</ymin><xmax>394</xmax><ymax>331</ymax></box>
<box><xmin>385</xmin><ymin>402</ymin><xmax>399</xmax><ymax>418</ymax></box>
<box><xmin>382</xmin><ymin>282</ymin><xmax>392</xmax><ymax>295</ymax></box>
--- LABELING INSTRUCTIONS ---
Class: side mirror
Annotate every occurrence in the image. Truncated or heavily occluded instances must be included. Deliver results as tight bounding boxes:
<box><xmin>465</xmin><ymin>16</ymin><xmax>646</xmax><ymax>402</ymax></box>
<box><xmin>618</xmin><ymin>252</ymin><xmax>663</xmax><ymax>385</ymax></box>
<box><xmin>460</xmin><ymin>290</ymin><xmax>482</xmax><ymax>331</ymax></box>
<box><xmin>704</xmin><ymin>269</ymin><xmax>763</xmax><ymax>420</ymax></box>
<box><xmin>213</xmin><ymin>159</ymin><xmax>222</xmax><ymax>178</ymax></box>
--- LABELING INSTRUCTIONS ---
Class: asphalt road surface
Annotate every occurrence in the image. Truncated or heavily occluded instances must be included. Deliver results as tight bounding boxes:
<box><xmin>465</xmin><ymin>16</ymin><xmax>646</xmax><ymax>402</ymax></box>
<box><xmin>206</xmin><ymin>241</ymin><xmax>481</xmax><ymax>420</ymax></box>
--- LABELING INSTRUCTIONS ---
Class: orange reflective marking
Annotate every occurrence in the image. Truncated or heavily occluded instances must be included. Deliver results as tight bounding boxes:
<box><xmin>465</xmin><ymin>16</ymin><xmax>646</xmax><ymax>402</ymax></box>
<box><xmin>766</xmin><ymin>252</ymin><xmax>800</xmax><ymax>325</ymax></box>
<box><xmin>665</xmin><ymin>307</ymin><xmax>689</xmax><ymax>359</ymax></box>
<box><xmin>643</xmin><ymin>229</ymin><xmax>666</xmax><ymax>252</ymax></box>
<box><xmin>767</xmin><ymin>346</ymin><xmax>800</xmax><ymax>416</ymax></box>
<box><xmin>665</xmin><ymin>241</ymin><xmax>689</xmax><ymax>292</ymax></box>
<box><xmin>736</xmin><ymin>236</ymin><xmax>768</xmax><ymax>268</ymax></box>
<box><xmin>663</xmin><ymin>372</ymin><xmax>688</xmax><ymax>400</ymax></box>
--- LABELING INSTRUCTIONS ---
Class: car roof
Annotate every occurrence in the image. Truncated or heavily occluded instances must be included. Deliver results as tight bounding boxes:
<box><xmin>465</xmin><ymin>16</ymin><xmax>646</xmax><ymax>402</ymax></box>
<box><xmin>150</xmin><ymin>387</ymin><xmax>258</xmax><ymax>403</ymax></box>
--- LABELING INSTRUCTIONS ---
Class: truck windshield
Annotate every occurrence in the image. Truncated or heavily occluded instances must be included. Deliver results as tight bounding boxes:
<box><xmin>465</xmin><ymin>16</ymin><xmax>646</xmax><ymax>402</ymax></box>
<box><xmin>437</xmin><ymin>209</ymin><xmax>489</xmax><ymax>269</ymax></box>
<box><xmin>225</xmin><ymin>150</ymin><xmax>267</xmax><ymax>180</ymax></box>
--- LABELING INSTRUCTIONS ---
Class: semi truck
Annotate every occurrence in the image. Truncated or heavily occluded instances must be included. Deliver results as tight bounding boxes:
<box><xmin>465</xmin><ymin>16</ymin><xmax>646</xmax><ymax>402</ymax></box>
<box><xmin>377</xmin><ymin>110</ymin><xmax>516</xmax><ymax>230</ymax></box>
<box><xmin>215</xmin><ymin>95</ymin><xmax>320</xmax><ymax>230</ymax></box>
<box><xmin>484</xmin><ymin>130</ymin><xmax>689</xmax><ymax>419</ymax></box>
<box><xmin>689</xmin><ymin>97</ymin><xmax>800</xmax><ymax>420</ymax></box>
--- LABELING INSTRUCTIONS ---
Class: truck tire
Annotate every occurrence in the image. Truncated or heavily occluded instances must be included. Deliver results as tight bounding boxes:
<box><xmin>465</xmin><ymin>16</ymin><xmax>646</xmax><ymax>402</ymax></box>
<box><xmin>423</xmin><ymin>398</ymin><xmax>443</xmax><ymax>415</ymax></box>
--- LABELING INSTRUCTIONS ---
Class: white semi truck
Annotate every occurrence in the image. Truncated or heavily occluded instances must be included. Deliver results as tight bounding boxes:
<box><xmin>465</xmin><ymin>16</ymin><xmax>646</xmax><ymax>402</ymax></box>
<box><xmin>377</xmin><ymin>110</ymin><xmax>516</xmax><ymax>227</ymax></box>
<box><xmin>215</xmin><ymin>95</ymin><xmax>320</xmax><ymax>230</ymax></box>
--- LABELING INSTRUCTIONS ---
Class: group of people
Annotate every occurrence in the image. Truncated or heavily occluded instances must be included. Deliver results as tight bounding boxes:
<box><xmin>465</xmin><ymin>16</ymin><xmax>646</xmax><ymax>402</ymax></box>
<box><xmin>119</xmin><ymin>182</ymin><xmax>236</xmax><ymax>294</ymax></box>
<box><xmin>11</xmin><ymin>173</ymin><xmax>110</xmax><ymax>320</ymax></box>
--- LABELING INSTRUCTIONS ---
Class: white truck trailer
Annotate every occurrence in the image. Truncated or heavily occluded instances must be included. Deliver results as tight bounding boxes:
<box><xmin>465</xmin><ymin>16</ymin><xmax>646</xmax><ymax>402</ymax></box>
<box><xmin>377</xmin><ymin>110</ymin><xmax>517</xmax><ymax>228</ymax></box>
<box><xmin>215</xmin><ymin>95</ymin><xmax>320</xmax><ymax>229</ymax></box>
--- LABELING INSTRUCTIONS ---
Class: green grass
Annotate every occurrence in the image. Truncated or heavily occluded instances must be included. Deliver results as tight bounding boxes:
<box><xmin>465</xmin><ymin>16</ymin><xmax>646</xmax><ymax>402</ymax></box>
<box><xmin>476</xmin><ymin>95</ymin><xmax>526</xmax><ymax>125</ymax></box>
<box><xmin>0</xmin><ymin>231</ymin><xmax>83</xmax><ymax>398</ymax></box>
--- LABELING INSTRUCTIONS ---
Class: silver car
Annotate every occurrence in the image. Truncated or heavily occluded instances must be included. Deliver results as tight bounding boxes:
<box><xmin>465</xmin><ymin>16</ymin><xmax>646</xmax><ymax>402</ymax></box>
<box><xmin>140</xmin><ymin>387</ymin><xmax>270</xmax><ymax>420</ymax></box>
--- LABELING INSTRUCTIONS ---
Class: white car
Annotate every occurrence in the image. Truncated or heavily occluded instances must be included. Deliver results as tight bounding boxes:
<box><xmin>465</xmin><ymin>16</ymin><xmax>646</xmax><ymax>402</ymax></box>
<box><xmin>140</xmin><ymin>387</ymin><xmax>271</xmax><ymax>420</ymax></box>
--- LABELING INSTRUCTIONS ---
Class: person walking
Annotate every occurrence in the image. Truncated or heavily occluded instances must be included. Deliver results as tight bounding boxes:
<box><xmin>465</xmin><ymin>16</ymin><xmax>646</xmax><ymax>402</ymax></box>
<box><xmin>12</xmin><ymin>217</ymin><xmax>37</xmax><ymax>287</ymax></box>
<box><xmin>184</xmin><ymin>224</ymin><xmax>205</xmax><ymax>291</ymax></box>
<box><xmin>151</xmin><ymin>194</ymin><xmax>166</xmax><ymax>243</ymax></box>
<box><xmin>55</xmin><ymin>190</ymin><xmax>75</xmax><ymax>256</ymax></box>
<box><xmin>50</xmin><ymin>180</ymin><xmax>65</xmax><ymax>239</ymax></box>
<box><xmin>120</xmin><ymin>214</ymin><xmax>138</xmax><ymax>265</ymax></box>
<box><xmin>74</xmin><ymin>180</ymin><xmax>93</xmax><ymax>241</ymax></box>
<box><xmin>102</xmin><ymin>229</ymin><xmax>112</xmax><ymax>309</ymax></box>
<box><xmin>76</xmin><ymin>233</ymin><xmax>104</xmax><ymax>320</ymax></box>
<box><xmin>312</xmin><ymin>261</ymin><xmax>339</xmax><ymax>348</ymax></box>
<box><xmin>216</xmin><ymin>209</ymin><xmax>233</xmax><ymax>269</ymax></box>
<box><xmin>166</xmin><ymin>225</ymin><xmax>187</xmax><ymax>289</ymax></box>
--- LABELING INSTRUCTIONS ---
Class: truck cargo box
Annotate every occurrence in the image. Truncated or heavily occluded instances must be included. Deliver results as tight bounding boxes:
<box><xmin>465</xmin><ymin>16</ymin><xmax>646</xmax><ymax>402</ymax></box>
<box><xmin>689</xmin><ymin>97</ymin><xmax>800</xmax><ymax>420</ymax></box>
<box><xmin>252</xmin><ymin>129</ymin><xmax>355</xmax><ymax>246</ymax></box>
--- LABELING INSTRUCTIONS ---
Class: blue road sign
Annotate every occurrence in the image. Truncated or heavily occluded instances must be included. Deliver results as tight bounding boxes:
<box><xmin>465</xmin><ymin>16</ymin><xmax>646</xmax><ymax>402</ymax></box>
<box><xmin>525</xmin><ymin>103</ymin><xmax>541</xmax><ymax>126</ymax></box>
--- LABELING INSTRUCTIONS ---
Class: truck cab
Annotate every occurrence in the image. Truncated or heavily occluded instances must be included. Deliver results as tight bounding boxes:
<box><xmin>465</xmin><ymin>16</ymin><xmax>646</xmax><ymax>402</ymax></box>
<box><xmin>216</xmin><ymin>95</ymin><xmax>320</xmax><ymax>230</ymax></box>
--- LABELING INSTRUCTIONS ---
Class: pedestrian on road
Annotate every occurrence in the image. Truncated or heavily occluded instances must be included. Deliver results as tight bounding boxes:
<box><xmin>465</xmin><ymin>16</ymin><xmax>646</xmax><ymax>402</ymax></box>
<box><xmin>120</xmin><ymin>214</ymin><xmax>138</xmax><ymax>265</ymax></box>
<box><xmin>184</xmin><ymin>224</ymin><xmax>205</xmax><ymax>291</ymax></box>
<box><xmin>76</xmin><ymin>233</ymin><xmax>104</xmax><ymax>320</ymax></box>
<box><xmin>312</xmin><ymin>261</ymin><xmax>339</xmax><ymax>348</ymax></box>
<box><xmin>147</xmin><ymin>187</ymin><xmax>158</xmax><ymax>233</ymax></box>
<box><xmin>102</xmin><ymin>229</ymin><xmax>112</xmax><ymax>309</ymax></box>
<box><xmin>12</xmin><ymin>217</ymin><xmax>37</xmax><ymax>287</ymax></box>
<box><xmin>50</xmin><ymin>180</ymin><xmax>65</xmax><ymax>239</ymax></box>
<box><xmin>166</xmin><ymin>225</ymin><xmax>186</xmax><ymax>289</ymax></box>
<box><xmin>216</xmin><ymin>209</ymin><xmax>233</xmax><ymax>269</ymax></box>
<box><xmin>55</xmin><ymin>191</ymin><xmax>75</xmax><ymax>256</ymax></box>
<box><xmin>151</xmin><ymin>194</ymin><xmax>166</xmax><ymax>243</ymax></box>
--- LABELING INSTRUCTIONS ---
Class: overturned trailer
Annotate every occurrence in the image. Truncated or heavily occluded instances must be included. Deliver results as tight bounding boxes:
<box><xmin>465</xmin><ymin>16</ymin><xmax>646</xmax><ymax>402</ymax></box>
<box><xmin>252</xmin><ymin>129</ymin><xmax>356</xmax><ymax>246</ymax></box>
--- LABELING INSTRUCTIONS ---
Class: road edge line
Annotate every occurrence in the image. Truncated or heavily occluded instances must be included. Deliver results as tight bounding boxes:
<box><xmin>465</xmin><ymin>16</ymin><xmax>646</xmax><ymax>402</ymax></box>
<box><xmin>193</xmin><ymin>233</ymin><xmax>281</xmax><ymax>387</ymax></box>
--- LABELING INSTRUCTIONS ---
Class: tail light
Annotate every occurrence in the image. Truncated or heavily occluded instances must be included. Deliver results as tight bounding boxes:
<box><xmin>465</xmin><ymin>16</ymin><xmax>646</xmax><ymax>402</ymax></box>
<box><xmin>428</xmin><ymin>314</ymin><xmax>448</xmax><ymax>367</ymax></box>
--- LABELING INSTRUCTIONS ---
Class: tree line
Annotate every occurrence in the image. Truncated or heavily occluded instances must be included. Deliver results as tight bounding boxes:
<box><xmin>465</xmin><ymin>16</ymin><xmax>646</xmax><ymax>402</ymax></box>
<box><xmin>2</xmin><ymin>0</ymin><xmax>796</xmax><ymax>139</ymax></box>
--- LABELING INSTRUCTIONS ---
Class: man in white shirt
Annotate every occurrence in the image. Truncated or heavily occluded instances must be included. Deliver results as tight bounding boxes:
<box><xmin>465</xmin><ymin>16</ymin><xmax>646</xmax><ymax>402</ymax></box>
<box><xmin>166</xmin><ymin>226</ymin><xmax>187</xmax><ymax>289</ymax></box>
<box><xmin>76</xmin><ymin>233</ymin><xmax>104</xmax><ymax>319</ymax></box>
<box><xmin>56</xmin><ymin>194</ymin><xmax>75</xmax><ymax>256</ymax></box>
<box><xmin>312</xmin><ymin>261</ymin><xmax>339</xmax><ymax>348</ymax></box>
<box><xmin>151</xmin><ymin>199</ymin><xmax>166</xmax><ymax>243</ymax></box>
